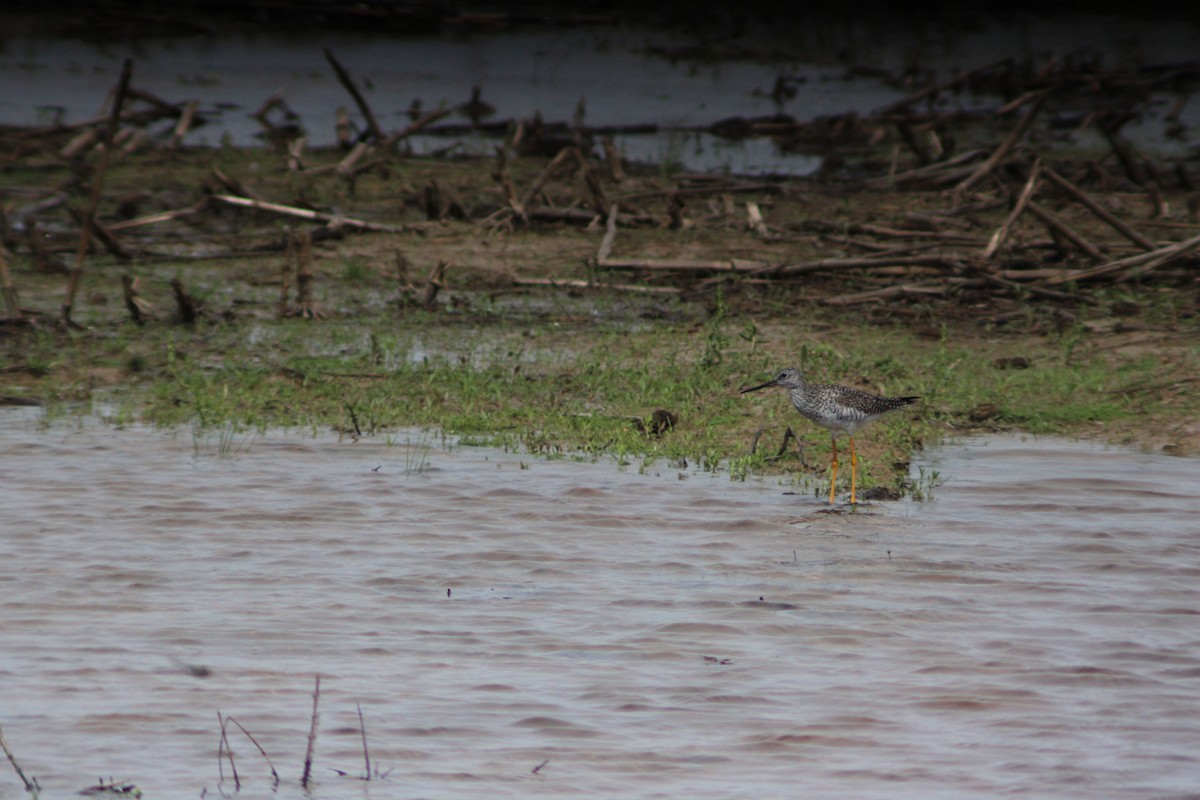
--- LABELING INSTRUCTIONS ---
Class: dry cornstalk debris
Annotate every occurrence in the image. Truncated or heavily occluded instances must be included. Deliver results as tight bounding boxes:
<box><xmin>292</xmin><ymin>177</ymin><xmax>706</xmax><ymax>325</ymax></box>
<box><xmin>63</xmin><ymin>57</ymin><xmax>133</xmax><ymax>327</ymax></box>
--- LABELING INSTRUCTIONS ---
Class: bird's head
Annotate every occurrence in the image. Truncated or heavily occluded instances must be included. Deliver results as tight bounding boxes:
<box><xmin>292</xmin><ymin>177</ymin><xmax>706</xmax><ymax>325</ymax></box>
<box><xmin>741</xmin><ymin>367</ymin><xmax>806</xmax><ymax>394</ymax></box>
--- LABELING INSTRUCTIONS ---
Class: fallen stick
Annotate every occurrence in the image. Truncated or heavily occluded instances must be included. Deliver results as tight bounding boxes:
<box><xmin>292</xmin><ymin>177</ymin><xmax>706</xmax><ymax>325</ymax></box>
<box><xmin>820</xmin><ymin>283</ymin><xmax>948</xmax><ymax>305</ymax></box>
<box><xmin>601</xmin><ymin>136</ymin><xmax>625</xmax><ymax>182</ymax></box>
<box><xmin>983</xmin><ymin>158</ymin><xmax>1041</xmax><ymax>259</ymax></box>
<box><xmin>323</xmin><ymin>48</ymin><xmax>386</xmax><ymax>143</ymax></box>
<box><xmin>63</xmin><ymin>57</ymin><xmax>132</xmax><ymax>328</ymax></box>
<box><xmin>512</xmin><ymin>277</ymin><xmax>681</xmax><ymax>295</ymax></box>
<box><xmin>170</xmin><ymin>99</ymin><xmax>198</xmax><ymax>148</ymax></box>
<box><xmin>520</xmin><ymin>146</ymin><xmax>578</xmax><ymax>212</ymax></box>
<box><xmin>1025</xmin><ymin>201</ymin><xmax>1105</xmax><ymax>260</ymax></box>
<box><xmin>756</xmin><ymin>254</ymin><xmax>967</xmax><ymax>278</ymax></box>
<box><xmin>380</xmin><ymin>107</ymin><xmax>453</xmax><ymax>147</ymax></box>
<box><xmin>210</xmin><ymin>165</ymin><xmax>264</xmax><ymax>200</ymax></box>
<box><xmin>107</xmin><ymin>198</ymin><xmax>208</xmax><ymax>231</ymax></box>
<box><xmin>596</xmin><ymin>203</ymin><xmax>619</xmax><ymax>263</ymax></box>
<box><xmin>954</xmin><ymin>93</ymin><xmax>1047</xmax><ymax>197</ymax></box>
<box><xmin>880</xmin><ymin>58</ymin><xmax>1013</xmax><ymax>113</ymax></box>
<box><xmin>1039</xmin><ymin>231</ymin><xmax>1200</xmax><ymax>285</ymax></box>
<box><xmin>210</xmin><ymin>194</ymin><xmax>411</xmax><ymax>233</ymax></box>
<box><xmin>598</xmin><ymin>257</ymin><xmax>764</xmax><ymax>272</ymax></box>
<box><xmin>1041</xmin><ymin>165</ymin><xmax>1155</xmax><ymax>250</ymax></box>
<box><xmin>863</xmin><ymin>148</ymin><xmax>987</xmax><ymax>189</ymax></box>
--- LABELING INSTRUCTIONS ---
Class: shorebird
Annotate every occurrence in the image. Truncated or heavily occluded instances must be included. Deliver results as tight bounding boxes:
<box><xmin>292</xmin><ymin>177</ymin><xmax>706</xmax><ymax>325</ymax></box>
<box><xmin>741</xmin><ymin>367</ymin><xmax>919</xmax><ymax>505</ymax></box>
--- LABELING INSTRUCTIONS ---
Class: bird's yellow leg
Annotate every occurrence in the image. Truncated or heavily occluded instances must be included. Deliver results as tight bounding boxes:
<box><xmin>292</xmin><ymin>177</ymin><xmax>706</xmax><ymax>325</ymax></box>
<box><xmin>849</xmin><ymin>435</ymin><xmax>858</xmax><ymax>505</ymax></box>
<box><xmin>828</xmin><ymin>436</ymin><xmax>838</xmax><ymax>505</ymax></box>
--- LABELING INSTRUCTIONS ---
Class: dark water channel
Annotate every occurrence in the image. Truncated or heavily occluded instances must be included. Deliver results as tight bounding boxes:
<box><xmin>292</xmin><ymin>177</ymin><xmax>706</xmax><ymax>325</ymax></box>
<box><xmin>1</xmin><ymin>408</ymin><xmax>1198</xmax><ymax>798</ymax></box>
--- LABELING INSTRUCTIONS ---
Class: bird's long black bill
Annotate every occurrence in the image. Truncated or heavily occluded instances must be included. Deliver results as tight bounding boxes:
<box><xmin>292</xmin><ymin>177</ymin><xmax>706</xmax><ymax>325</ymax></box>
<box><xmin>740</xmin><ymin>380</ymin><xmax>777</xmax><ymax>394</ymax></box>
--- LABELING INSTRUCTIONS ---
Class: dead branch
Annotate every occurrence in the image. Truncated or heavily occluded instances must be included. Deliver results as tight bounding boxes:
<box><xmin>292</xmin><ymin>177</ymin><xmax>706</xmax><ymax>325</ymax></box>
<box><xmin>1041</xmin><ymin>165</ymin><xmax>1155</xmax><ymax>250</ymax></box>
<box><xmin>1026</xmin><ymin>201</ymin><xmax>1105</xmax><ymax>260</ymax></box>
<box><xmin>819</xmin><ymin>283</ymin><xmax>949</xmax><ymax>305</ymax></box>
<box><xmin>170</xmin><ymin>100</ymin><xmax>198</xmax><ymax>148</ymax></box>
<box><xmin>983</xmin><ymin>158</ymin><xmax>1041</xmax><ymax>258</ymax></box>
<box><xmin>601</xmin><ymin>136</ymin><xmax>625</xmax><ymax>182</ymax></box>
<box><xmin>210</xmin><ymin>194</ymin><xmax>412</xmax><ymax>233</ymax></box>
<box><xmin>286</xmin><ymin>230</ymin><xmax>326</xmax><ymax>319</ymax></box>
<box><xmin>1039</xmin><ymin>231</ymin><xmax>1200</xmax><ymax>286</ymax></box>
<box><xmin>513</xmin><ymin>276</ymin><xmax>681</xmax><ymax>295</ymax></box>
<box><xmin>521</xmin><ymin>146</ymin><xmax>578</xmax><ymax>212</ymax></box>
<box><xmin>596</xmin><ymin>203</ymin><xmax>619</xmax><ymax>263</ymax></box>
<box><xmin>598</xmin><ymin>257</ymin><xmax>765</xmax><ymax>272</ymax></box>
<box><xmin>63</xmin><ymin>57</ymin><xmax>132</xmax><ymax>328</ymax></box>
<box><xmin>323</xmin><ymin>48</ymin><xmax>386</xmax><ymax>143</ymax></box>
<box><xmin>953</xmin><ymin>92</ymin><xmax>1047</xmax><ymax>197</ymax></box>
<box><xmin>881</xmin><ymin>58</ymin><xmax>1014</xmax><ymax>114</ymax></box>
<box><xmin>107</xmin><ymin>198</ymin><xmax>208</xmax><ymax>232</ymax></box>
<box><xmin>381</xmin><ymin>107</ymin><xmax>453</xmax><ymax>148</ymax></box>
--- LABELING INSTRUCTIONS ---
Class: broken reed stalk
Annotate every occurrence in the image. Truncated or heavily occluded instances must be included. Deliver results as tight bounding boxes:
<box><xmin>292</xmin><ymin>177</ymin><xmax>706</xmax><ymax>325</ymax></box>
<box><xmin>0</xmin><ymin>245</ymin><xmax>20</xmax><ymax>320</ymax></box>
<box><xmin>288</xmin><ymin>230</ymin><xmax>325</xmax><ymax>319</ymax></box>
<box><xmin>170</xmin><ymin>277</ymin><xmax>199</xmax><ymax>324</ymax></box>
<box><xmin>520</xmin><ymin>146</ymin><xmax>578</xmax><ymax>212</ymax></box>
<box><xmin>1039</xmin><ymin>230</ymin><xmax>1200</xmax><ymax>286</ymax></box>
<box><xmin>63</xmin><ymin>57</ymin><xmax>133</xmax><ymax>327</ymax></box>
<box><xmin>954</xmin><ymin>92</ymin><xmax>1047</xmax><ymax>198</ymax></box>
<box><xmin>323</xmin><ymin>48</ymin><xmax>385</xmax><ymax>143</ymax></box>
<box><xmin>357</xmin><ymin>704</ymin><xmax>371</xmax><ymax>780</ymax></box>
<box><xmin>121</xmin><ymin>273</ymin><xmax>153</xmax><ymax>325</ymax></box>
<box><xmin>1025</xmin><ymin>201</ymin><xmax>1105</xmax><ymax>260</ymax></box>
<box><xmin>983</xmin><ymin>158</ymin><xmax>1041</xmax><ymax>258</ymax></box>
<box><xmin>0</xmin><ymin>725</ymin><xmax>39</xmax><ymax>794</ymax></box>
<box><xmin>170</xmin><ymin>99</ymin><xmax>198</xmax><ymax>148</ymax></box>
<box><xmin>210</xmin><ymin>193</ymin><xmax>410</xmax><ymax>233</ymax></box>
<box><xmin>216</xmin><ymin>711</ymin><xmax>241</xmax><ymax>791</ymax></box>
<box><xmin>300</xmin><ymin>674</ymin><xmax>321</xmax><ymax>789</ymax></box>
<box><xmin>596</xmin><ymin>203</ymin><xmax>619</xmax><ymax>265</ymax></box>
<box><xmin>1041</xmin><ymin>165</ymin><xmax>1155</xmax><ymax>250</ymax></box>
<box><xmin>380</xmin><ymin>107</ymin><xmax>453</xmax><ymax>148</ymax></box>
<box><xmin>601</xmin><ymin>136</ymin><xmax>625</xmax><ymax>182</ymax></box>
<box><xmin>225</xmin><ymin>716</ymin><xmax>281</xmax><ymax>788</ymax></box>
<box><xmin>419</xmin><ymin>260</ymin><xmax>447</xmax><ymax>310</ymax></box>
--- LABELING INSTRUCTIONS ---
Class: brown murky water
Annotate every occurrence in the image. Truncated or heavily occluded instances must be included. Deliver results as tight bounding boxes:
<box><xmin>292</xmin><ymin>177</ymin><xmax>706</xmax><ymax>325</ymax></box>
<box><xmin>2</xmin><ymin>408</ymin><xmax>1199</xmax><ymax>799</ymax></box>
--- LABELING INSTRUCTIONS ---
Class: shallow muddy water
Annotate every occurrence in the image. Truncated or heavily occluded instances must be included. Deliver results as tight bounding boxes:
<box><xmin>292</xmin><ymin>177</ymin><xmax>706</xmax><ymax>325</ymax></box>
<box><xmin>1</xmin><ymin>409</ymin><xmax>1199</xmax><ymax>799</ymax></box>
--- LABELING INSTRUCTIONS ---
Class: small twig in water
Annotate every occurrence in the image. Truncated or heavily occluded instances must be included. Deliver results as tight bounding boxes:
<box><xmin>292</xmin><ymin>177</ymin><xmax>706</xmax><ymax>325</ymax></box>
<box><xmin>531</xmin><ymin>759</ymin><xmax>550</xmax><ymax>775</ymax></box>
<box><xmin>301</xmin><ymin>675</ymin><xmax>321</xmax><ymax>788</ymax></box>
<box><xmin>225</xmin><ymin>716</ymin><xmax>281</xmax><ymax>789</ymax></box>
<box><xmin>217</xmin><ymin>711</ymin><xmax>241</xmax><ymax>791</ymax></box>
<box><xmin>357</xmin><ymin>704</ymin><xmax>371</xmax><ymax>780</ymax></box>
<box><xmin>0</xmin><ymin>725</ymin><xmax>40</xmax><ymax>794</ymax></box>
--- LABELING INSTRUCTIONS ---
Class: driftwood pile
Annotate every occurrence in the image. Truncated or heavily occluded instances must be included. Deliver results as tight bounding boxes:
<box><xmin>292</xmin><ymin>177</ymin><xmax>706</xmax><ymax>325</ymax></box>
<box><xmin>1</xmin><ymin>50</ymin><xmax>1198</xmax><ymax>332</ymax></box>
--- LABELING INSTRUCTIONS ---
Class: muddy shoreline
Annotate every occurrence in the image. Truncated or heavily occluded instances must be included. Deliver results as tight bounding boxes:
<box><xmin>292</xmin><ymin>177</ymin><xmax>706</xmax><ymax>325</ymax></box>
<box><xmin>2</xmin><ymin>20</ymin><xmax>1198</xmax><ymax>482</ymax></box>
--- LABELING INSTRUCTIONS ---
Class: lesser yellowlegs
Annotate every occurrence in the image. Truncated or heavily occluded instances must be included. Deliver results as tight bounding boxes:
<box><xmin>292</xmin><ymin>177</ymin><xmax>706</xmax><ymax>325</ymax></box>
<box><xmin>741</xmin><ymin>367</ymin><xmax>919</xmax><ymax>505</ymax></box>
